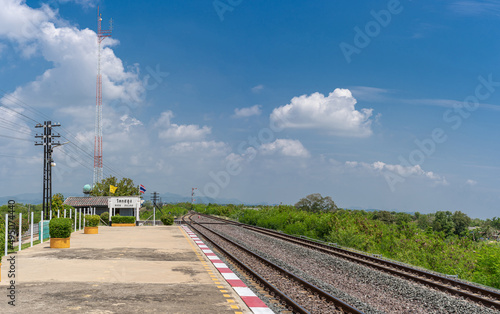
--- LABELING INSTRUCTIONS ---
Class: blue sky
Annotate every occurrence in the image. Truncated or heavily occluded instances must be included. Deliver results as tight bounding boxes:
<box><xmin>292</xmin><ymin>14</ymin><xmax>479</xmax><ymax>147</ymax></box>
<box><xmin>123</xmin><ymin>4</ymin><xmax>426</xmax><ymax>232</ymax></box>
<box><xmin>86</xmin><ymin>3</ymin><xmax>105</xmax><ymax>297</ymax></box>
<box><xmin>1</xmin><ymin>0</ymin><xmax>500</xmax><ymax>218</ymax></box>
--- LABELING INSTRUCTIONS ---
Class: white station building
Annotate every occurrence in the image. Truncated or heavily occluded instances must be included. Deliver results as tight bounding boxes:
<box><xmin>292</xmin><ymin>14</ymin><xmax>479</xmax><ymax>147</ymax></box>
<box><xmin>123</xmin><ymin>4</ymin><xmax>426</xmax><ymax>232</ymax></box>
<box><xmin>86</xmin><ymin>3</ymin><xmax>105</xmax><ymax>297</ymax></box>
<box><xmin>64</xmin><ymin>196</ymin><xmax>142</xmax><ymax>222</ymax></box>
<box><xmin>108</xmin><ymin>196</ymin><xmax>141</xmax><ymax>221</ymax></box>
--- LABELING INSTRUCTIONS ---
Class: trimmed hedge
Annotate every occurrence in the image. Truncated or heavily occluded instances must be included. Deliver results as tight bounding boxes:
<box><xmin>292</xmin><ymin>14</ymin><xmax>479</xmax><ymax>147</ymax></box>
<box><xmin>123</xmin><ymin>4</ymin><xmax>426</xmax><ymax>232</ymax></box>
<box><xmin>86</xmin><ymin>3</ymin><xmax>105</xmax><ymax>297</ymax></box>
<box><xmin>85</xmin><ymin>215</ymin><xmax>100</xmax><ymax>227</ymax></box>
<box><xmin>49</xmin><ymin>218</ymin><xmax>72</xmax><ymax>238</ymax></box>
<box><xmin>100</xmin><ymin>212</ymin><xmax>109</xmax><ymax>222</ymax></box>
<box><xmin>111</xmin><ymin>215</ymin><xmax>135</xmax><ymax>224</ymax></box>
<box><xmin>160</xmin><ymin>215</ymin><xmax>174</xmax><ymax>226</ymax></box>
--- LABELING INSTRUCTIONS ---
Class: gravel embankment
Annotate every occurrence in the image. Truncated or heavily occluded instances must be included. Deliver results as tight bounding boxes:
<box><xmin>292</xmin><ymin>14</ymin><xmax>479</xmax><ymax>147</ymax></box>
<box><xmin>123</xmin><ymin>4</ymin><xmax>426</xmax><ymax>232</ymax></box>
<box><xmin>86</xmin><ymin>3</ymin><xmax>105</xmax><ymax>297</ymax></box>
<box><xmin>194</xmin><ymin>217</ymin><xmax>499</xmax><ymax>314</ymax></box>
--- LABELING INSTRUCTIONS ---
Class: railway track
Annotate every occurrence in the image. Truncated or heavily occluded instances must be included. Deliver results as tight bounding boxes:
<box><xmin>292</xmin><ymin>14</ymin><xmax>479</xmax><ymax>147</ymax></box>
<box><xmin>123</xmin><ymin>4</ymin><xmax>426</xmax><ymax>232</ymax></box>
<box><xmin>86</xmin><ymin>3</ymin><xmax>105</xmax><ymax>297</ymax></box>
<box><xmin>191</xmin><ymin>213</ymin><xmax>500</xmax><ymax>312</ymax></box>
<box><xmin>183</xmin><ymin>214</ymin><xmax>364</xmax><ymax>314</ymax></box>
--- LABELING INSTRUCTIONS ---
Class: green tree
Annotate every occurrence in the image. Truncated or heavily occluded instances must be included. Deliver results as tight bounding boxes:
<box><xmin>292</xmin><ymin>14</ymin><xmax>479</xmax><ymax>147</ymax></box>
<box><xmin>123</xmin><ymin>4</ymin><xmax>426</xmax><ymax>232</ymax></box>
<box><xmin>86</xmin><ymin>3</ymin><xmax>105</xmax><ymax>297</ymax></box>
<box><xmin>433</xmin><ymin>211</ymin><xmax>455</xmax><ymax>236</ymax></box>
<box><xmin>416</xmin><ymin>213</ymin><xmax>433</xmax><ymax>230</ymax></box>
<box><xmin>488</xmin><ymin>217</ymin><xmax>500</xmax><ymax>229</ymax></box>
<box><xmin>91</xmin><ymin>176</ymin><xmax>139</xmax><ymax>196</ymax></box>
<box><xmin>452</xmin><ymin>211</ymin><xmax>471</xmax><ymax>236</ymax></box>
<box><xmin>294</xmin><ymin>193</ymin><xmax>338</xmax><ymax>213</ymax></box>
<box><xmin>52</xmin><ymin>193</ymin><xmax>65</xmax><ymax>212</ymax></box>
<box><xmin>373</xmin><ymin>211</ymin><xmax>395</xmax><ymax>223</ymax></box>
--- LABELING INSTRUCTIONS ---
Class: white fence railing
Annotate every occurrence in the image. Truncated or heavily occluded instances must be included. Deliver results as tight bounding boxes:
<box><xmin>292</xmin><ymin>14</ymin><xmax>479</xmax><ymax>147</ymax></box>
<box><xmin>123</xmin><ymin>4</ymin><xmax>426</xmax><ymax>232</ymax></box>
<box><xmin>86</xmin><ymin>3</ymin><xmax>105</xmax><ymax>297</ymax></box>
<box><xmin>3</xmin><ymin>208</ymin><xmax>96</xmax><ymax>256</ymax></box>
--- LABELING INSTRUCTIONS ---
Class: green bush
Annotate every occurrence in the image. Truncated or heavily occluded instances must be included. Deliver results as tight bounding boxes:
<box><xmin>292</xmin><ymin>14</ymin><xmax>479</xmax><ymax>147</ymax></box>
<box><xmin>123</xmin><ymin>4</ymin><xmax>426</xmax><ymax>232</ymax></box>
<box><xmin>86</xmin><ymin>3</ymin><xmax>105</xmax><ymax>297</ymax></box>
<box><xmin>160</xmin><ymin>215</ymin><xmax>174</xmax><ymax>225</ymax></box>
<box><xmin>12</xmin><ymin>217</ymin><xmax>30</xmax><ymax>234</ymax></box>
<box><xmin>100</xmin><ymin>212</ymin><xmax>109</xmax><ymax>222</ymax></box>
<box><xmin>85</xmin><ymin>215</ymin><xmax>100</xmax><ymax>227</ymax></box>
<box><xmin>49</xmin><ymin>218</ymin><xmax>72</xmax><ymax>238</ymax></box>
<box><xmin>111</xmin><ymin>215</ymin><xmax>135</xmax><ymax>224</ymax></box>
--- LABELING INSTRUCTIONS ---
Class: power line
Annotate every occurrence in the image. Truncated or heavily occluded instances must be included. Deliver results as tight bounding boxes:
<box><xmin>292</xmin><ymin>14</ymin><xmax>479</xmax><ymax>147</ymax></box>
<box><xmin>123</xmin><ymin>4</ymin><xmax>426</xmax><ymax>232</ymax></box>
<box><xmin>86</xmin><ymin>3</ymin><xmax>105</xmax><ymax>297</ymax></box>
<box><xmin>56</xmin><ymin>149</ymin><xmax>94</xmax><ymax>172</ymax></box>
<box><xmin>0</xmin><ymin>154</ymin><xmax>40</xmax><ymax>159</ymax></box>
<box><xmin>62</xmin><ymin>137</ymin><xmax>126</xmax><ymax>178</ymax></box>
<box><xmin>0</xmin><ymin>89</ymin><xmax>48</xmax><ymax>123</ymax></box>
<box><xmin>0</xmin><ymin>134</ymin><xmax>33</xmax><ymax>142</ymax></box>
<box><xmin>0</xmin><ymin>116</ymin><xmax>32</xmax><ymax>131</ymax></box>
<box><xmin>56</xmin><ymin>137</ymin><xmax>126</xmax><ymax>179</ymax></box>
<box><xmin>0</xmin><ymin>124</ymin><xmax>33</xmax><ymax>135</ymax></box>
<box><xmin>0</xmin><ymin>90</ymin><xmax>129</xmax><ymax>181</ymax></box>
<box><xmin>0</xmin><ymin>102</ymin><xmax>40</xmax><ymax>124</ymax></box>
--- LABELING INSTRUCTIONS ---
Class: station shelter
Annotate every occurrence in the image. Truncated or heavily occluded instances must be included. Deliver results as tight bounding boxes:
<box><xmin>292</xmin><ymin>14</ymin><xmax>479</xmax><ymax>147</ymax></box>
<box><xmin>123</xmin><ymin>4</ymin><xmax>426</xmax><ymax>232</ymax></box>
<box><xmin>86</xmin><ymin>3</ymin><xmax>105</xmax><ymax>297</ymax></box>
<box><xmin>64</xmin><ymin>196</ymin><xmax>141</xmax><ymax>222</ymax></box>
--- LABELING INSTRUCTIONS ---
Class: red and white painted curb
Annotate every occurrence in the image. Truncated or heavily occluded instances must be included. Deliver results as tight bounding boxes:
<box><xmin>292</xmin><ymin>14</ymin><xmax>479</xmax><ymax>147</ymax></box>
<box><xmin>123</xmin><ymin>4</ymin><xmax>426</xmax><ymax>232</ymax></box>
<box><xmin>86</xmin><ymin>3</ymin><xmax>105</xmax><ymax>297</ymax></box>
<box><xmin>182</xmin><ymin>225</ymin><xmax>274</xmax><ymax>314</ymax></box>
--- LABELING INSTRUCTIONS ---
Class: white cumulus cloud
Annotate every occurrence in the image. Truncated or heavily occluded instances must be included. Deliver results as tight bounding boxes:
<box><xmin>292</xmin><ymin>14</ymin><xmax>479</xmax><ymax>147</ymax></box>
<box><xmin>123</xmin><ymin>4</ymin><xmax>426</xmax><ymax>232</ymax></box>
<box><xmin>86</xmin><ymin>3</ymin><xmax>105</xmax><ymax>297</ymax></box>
<box><xmin>270</xmin><ymin>88</ymin><xmax>374</xmax><ymax>137</ymax></box>
<box><xmin>155</xmin><ymin>111</ymin><xmax>211</xmax><ymax>142</ymax></box>
<box><xmin>251</xmin><ymin>84</ymin><xmax>264</xmax><ymax>93</ymax></box>
<box><xmin>233</xmin><ymin>105</ymin><xmax>262</xmax><ymax>118</ymax></box>
<box><xmin>346</xmin><ymin>160</ymin><xmax>448</xmax><ymax>185</ymax></box>
<box><xmin>466</xmin><ymin>179</ymin><xmax>477</xmax><ymax>186</ymax></box>
<box><xmin>260</xmin><ymin>139</ymin><xmax>310</xmax><ymax>158</ymax></box>
<box><xmin>168</xmin><ymin>141</ymin><xmax>230</xmax><ymax>156</ymax></box>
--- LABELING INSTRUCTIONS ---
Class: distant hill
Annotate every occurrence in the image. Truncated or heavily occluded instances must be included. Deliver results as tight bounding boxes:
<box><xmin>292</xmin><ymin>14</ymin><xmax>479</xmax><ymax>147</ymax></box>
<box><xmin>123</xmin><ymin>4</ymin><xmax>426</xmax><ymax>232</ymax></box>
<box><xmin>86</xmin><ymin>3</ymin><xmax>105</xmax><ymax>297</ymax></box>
<box><xmin>0</xmin><ymin>193</ymin><xmax>42</xmax><ymax>205</ymax></box>
<box><xmin>157</xmin><ymin>192</ymin><xmax>244</xmax><ymax>205</ymax></box>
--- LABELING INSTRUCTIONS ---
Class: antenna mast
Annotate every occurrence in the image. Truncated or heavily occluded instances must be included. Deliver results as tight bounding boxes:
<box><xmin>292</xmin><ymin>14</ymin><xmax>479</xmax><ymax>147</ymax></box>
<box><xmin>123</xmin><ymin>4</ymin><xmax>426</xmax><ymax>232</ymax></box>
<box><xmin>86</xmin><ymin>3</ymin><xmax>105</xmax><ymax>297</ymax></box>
<box><xmin>93</xmin><ymin>6</ymin><xmax>112</xmax><ymax>186</ymax></box>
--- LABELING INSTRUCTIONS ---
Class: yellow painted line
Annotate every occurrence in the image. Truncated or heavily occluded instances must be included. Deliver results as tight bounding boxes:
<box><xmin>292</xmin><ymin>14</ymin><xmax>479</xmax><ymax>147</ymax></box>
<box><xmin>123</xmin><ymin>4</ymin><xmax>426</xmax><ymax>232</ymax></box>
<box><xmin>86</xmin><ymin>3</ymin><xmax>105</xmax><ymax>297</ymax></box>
<box><xmin>180</xmin><ymin>226</ymin><xmax>243</xmax><ymax>312</ymax></box>
<box><xmin>179</xmin><ymin>226</ymin><xmax>206</xmax><ymax>262</ymax></box>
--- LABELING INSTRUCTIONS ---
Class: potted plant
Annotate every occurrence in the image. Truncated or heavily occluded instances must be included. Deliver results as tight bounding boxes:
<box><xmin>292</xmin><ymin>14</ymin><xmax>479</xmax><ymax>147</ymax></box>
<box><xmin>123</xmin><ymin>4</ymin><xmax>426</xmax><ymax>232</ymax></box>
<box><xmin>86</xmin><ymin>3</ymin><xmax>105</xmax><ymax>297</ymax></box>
<box><xmin>111</xmin><ymin>214</ymin><xmax>136</xmax><ymax>227</ymax></box>
<box><xmin>49</xmin><ymin>218</ymin><xmax>72</xmax><ymax>248</ymax></box>
<box><xmin>84</xmin><ymin>215</ymin><xmax>100</xmax><ymax>234</ymax></box>
<box><xmin>160</xmin><ymin>214</ymin><xmax>174</xmax><ymax>226</ymax></box>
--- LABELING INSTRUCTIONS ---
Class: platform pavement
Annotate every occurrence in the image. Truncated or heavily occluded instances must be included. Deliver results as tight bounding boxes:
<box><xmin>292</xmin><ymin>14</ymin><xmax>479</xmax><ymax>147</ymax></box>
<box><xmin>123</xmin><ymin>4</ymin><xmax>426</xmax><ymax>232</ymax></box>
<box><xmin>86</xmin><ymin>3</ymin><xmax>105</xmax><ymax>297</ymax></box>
<box><xmin>0</xmin><ymin>225</ymin><xmax>253</xmax><ymax>313</ymax></box>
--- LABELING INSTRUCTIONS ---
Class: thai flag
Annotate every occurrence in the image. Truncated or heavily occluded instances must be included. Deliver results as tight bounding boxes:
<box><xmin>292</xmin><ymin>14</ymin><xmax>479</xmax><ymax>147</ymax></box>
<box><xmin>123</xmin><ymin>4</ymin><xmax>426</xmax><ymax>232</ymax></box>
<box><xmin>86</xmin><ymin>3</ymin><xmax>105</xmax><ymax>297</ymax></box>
<box><xmin>140</xmin><ymin>184</ymin><xmax>146</xmax><ymax>194</ymax></box>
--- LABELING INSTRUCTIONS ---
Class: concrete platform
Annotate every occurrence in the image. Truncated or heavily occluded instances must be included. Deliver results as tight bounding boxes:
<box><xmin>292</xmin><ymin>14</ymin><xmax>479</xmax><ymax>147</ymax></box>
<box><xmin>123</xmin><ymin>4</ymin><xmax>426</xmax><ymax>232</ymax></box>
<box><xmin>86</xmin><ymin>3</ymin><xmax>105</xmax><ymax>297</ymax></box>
<box><xmin>0</xmin><ymin>225</ymin><xmax>252</xmax><ymax>313</ymax></box>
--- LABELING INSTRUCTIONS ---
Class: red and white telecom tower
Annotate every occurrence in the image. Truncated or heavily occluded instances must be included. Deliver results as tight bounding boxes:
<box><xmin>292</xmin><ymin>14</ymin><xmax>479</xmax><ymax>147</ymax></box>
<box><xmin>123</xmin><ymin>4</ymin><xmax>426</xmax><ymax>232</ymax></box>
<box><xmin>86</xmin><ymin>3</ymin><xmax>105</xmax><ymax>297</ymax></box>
<box><xmin>93</xmin><ymin>7</ymin><xmax>112</xmax><ymax>186</ymax></box>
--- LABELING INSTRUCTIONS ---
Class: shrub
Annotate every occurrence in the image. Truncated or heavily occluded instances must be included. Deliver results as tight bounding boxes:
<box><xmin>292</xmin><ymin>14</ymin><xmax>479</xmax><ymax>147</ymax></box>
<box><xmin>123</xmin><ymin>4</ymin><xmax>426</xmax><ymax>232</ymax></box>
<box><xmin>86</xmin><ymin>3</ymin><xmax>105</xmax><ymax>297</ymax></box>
<box><xmin>49</xmin><ymin>218</ymin><xmax>72</xmax><ymax>238</ymax></box>
<box><xmin>111</xmin><ymin>215</ymin><xmax>136</xmax><ymax>224</ymax></box>
<box><xmin>160</xmin><ymin>215</ymin><xmax>174</xmax><ymax>226</ymax></box>
<box><xmin>85</xmin><ymin>215</ymin><xmax>100</xmax><ymax>227</ymax></box>
<box><xmin>100</xmin><ymin>212</ymin><xmax>109</xmax><ymax>222</ymax></box>
<box><xmin>12</xmin><ymin>217</ymin><xmax>30</xmax><ymax>234</ymax></box>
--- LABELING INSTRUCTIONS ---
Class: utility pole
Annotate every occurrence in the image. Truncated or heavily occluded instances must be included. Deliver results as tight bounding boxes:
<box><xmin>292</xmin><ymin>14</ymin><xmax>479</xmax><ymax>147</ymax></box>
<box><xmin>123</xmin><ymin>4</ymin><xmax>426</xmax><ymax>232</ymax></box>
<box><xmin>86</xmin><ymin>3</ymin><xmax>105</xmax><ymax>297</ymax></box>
<box><xmin>150</xmin><ymin>192</ymin><xmax>164</xmax><ymax>216</ymax></box>
<box><xmin>35</xmin><ymin>121</ymin><xmax>61</xmax><ymax>220</ymax></box>
<box><xmin>191</xmin><ymin>188</ymin><xmax>197</xmax><ymax>207</ymax></box>
<box><xmin>151</xmin><ymin>192</ymin><xmax>159</xmax><ymax>206</ymax></box>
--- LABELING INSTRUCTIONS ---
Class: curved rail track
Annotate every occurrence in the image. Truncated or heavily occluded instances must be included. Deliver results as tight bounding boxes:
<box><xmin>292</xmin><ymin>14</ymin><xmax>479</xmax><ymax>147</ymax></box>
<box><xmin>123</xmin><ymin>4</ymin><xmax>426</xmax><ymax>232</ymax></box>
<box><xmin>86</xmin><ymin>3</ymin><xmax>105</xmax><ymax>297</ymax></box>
<box><xmin>190</xmin><ymin>213</ymin><xmax>500</xmax><ymax>312</ymax></box>
<box><xmin>183</xmin><ymin>214</ymin><xmax>364</xmax><ymax>314</ymax></box>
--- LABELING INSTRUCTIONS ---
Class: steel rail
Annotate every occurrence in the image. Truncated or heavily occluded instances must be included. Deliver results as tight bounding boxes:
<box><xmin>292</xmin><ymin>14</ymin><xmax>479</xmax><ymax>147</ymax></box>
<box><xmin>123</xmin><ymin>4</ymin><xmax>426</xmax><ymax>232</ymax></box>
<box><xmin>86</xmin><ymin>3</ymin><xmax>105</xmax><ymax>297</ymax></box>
<box><xmin>185</xmin><ymin>214</ymin><xmax>363</xmax><ymax>314</ymax></box>
<box><xmin>184</xmin><ymin>215</ymin><xmax>309</xmax><ymax>314</ymax></box>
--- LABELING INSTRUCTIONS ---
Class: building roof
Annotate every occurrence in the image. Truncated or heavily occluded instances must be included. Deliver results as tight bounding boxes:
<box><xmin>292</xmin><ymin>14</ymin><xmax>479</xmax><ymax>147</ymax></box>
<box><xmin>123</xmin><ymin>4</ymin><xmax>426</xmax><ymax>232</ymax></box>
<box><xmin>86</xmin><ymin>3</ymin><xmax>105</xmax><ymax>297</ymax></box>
<box><xmin>63</xmin><ymin>196</ymin><xmax>111</xmax><ymax>207</ymax></box>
